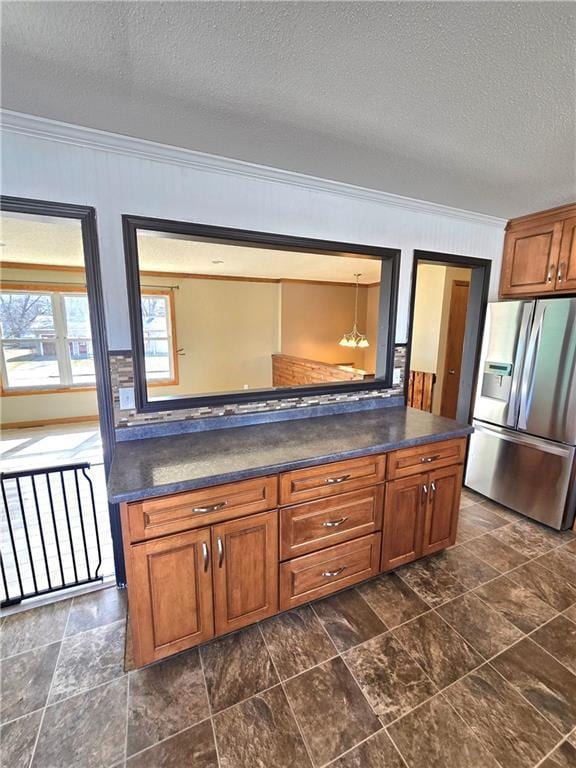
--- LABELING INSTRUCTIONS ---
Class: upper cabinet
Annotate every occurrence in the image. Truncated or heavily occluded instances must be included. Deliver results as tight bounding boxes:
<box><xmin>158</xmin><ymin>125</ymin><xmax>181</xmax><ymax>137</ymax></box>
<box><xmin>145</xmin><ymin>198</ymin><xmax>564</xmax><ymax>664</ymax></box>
<box><xmin>500</xmin><ymin>203</ymin><xmax>576</xmax><ymax>298</ymax></box>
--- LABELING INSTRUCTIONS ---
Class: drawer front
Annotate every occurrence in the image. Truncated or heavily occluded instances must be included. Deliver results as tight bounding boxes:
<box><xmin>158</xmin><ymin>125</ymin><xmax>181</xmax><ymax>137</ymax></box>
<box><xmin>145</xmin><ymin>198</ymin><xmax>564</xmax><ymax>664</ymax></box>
<box><xmin>280</xmin><ymin>454</ymin><xmax>386</xmax><ymax>505</ymax></box>
<box><xmin>387</xmin><ymin>438</ymin><xmax>466</xmax><ymax>480</ymax></box>
<box><xmin>279</xmin><ymin>533</ymin><xmax>381</xmax><ymax>610</ymax></box>
<box><xmin>126</xmin><ymin>476</ymin><xmax>278</xmax><ymax>542</ymax></box>
<box><xmin>280</xmin><ymin>486</ymin><xmax>383</xmax><ymax>560</ymax></box>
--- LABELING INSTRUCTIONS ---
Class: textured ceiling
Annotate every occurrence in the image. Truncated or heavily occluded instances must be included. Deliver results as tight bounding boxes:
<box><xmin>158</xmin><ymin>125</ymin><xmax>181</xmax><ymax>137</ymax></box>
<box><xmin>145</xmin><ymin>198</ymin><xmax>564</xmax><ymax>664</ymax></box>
<box><xmin>0</xmin><ymin>214</ymin><xmax>381</xmax><ymax>282</ymax></box>
<box><xmin>2</xmin><ymin>1</ymin><xmax>575</xmax><ymax>217</ymax></box>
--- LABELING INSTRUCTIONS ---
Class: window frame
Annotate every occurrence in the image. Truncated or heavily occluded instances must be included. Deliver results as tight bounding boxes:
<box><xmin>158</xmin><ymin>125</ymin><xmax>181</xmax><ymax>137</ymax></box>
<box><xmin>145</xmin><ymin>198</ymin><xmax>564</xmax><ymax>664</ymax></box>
<box><xmin>140</xmin><ymin>287</ymin><xmax>179</xmax><ymax>387</ymax></box>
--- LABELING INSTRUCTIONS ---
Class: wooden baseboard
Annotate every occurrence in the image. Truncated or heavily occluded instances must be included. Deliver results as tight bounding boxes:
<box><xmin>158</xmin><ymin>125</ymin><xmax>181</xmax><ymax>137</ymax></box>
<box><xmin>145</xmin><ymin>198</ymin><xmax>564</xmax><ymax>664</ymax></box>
<box><xmin>2</xmin><ymin>415</ymin><xmax>100</xmax><ymax>430</ymax></box>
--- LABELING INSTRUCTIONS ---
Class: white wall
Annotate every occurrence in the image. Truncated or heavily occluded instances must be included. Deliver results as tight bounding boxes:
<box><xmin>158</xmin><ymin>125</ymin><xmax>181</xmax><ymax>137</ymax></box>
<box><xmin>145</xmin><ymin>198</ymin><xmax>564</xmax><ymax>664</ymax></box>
<box><xmin>1</xmin><ymin>113</ymin><xmax>506</xmax><ymax>350</ymax></box>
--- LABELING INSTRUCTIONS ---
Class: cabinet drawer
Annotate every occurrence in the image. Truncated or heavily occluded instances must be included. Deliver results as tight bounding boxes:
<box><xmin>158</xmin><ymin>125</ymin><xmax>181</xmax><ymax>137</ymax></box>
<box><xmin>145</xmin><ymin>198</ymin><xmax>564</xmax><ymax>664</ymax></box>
<box><xmin>280</xmin><ymin>454</ymin><xmax>386</xmax><ymax>505</ymax></box>
<box><xmin>387</xmin><ymin>438</ymin><xmax>466</xmax><ymax>480</ymax></box>
<box><xmin>279</xmin><ymin>533</ymin><xmax>381</xmax><ymax>610</ymax></box>
<box><xmin>280</xmin><ymin>486</ymin><xmax>383</xmax><ymax>560</ymax></box>
<box><xmin>125</xmin><ymin>476</ymin><xmax>277</xmax><ymax>542</ymax></box>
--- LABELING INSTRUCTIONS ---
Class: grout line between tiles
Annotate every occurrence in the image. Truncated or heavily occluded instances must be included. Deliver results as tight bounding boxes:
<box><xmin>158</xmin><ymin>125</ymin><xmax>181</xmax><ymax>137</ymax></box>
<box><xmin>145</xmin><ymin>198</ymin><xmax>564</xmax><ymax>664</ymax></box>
<box><xmin>123</xmin><ymin>715</ymin><xmax>213</xmax><ymax>764</ymax></box>
<box><xmin>123</xmin><ymin>668</ymin><xmax>130</xmax><ymax>765</ymax></box>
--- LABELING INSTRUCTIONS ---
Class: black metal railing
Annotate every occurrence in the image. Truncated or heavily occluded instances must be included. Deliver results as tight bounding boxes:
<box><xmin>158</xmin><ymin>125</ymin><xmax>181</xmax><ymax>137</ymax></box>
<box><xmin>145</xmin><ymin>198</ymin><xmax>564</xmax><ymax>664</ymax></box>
<box><xmin>1</xmin><ymin>462</ymin><xmax>103</xmax><ymax>607</ymax></box>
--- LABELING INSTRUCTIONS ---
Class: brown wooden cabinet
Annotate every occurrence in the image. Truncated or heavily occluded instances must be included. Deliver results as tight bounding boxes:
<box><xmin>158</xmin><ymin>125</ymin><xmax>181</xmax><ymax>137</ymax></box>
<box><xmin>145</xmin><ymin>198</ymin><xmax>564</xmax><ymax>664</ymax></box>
<box><xmin>128</xmin><ymin>527</ymin><xmax>214</xmax><ymax>666</ymax></box>
<box><xmin>421</xmin><ymin>465</ymin><xmax>463</xmax><ymax>556</ymax></box>
<box><xmin>381</xmin><ymin>475</ymin><xmax>425</xmax><ymax>570</ymax></box>
<box><xmin>212</xmin><ymin>510</ymin><xmax>278</xmax><ymax>634</ymax></box>
<box><xmin>499</xmin><ymin>203</ymin><xmax>576</xmax><ymax>298</ymax></box>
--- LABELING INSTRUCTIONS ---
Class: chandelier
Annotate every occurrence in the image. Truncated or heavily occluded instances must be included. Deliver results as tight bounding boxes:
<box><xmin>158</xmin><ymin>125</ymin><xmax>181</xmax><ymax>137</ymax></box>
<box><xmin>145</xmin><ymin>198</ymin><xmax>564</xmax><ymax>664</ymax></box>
<box><xmin>339</xmin><ymin>273</ymin><xmax>369</xmax><ymax>348</ymax></box>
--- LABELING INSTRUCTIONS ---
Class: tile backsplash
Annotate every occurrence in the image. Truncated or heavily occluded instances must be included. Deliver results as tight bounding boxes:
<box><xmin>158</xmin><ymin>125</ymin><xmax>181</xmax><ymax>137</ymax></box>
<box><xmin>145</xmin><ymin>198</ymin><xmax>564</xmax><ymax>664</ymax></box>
<box><xmin>110</xmin><ymin>345</ymin><xmax>406</xmax><ymax>430</ymax></box>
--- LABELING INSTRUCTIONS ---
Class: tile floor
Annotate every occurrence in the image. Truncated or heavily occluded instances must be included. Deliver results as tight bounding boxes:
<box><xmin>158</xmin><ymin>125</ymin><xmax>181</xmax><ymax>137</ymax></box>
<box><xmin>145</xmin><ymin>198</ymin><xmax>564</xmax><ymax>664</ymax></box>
<box><xmin>2</xmin><ymin>489</ymin><xmax>576</xmax><ymax>768</ymax></box>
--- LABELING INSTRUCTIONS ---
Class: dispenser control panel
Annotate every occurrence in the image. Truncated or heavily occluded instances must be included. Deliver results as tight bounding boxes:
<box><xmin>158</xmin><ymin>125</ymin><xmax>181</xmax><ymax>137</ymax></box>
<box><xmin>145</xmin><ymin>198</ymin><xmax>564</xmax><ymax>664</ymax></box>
<box><xmin>481</xmin><ymin>361</ymin><xmax>513</xmax><ymax>401</ymax></box>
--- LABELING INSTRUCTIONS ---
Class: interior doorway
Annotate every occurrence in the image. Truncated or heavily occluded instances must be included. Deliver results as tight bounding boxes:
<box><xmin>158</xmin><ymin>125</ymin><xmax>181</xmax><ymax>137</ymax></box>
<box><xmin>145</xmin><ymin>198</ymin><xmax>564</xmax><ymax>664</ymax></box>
<box><xmin>0</xmin><ymin>198</ymin><xmax>118</xmax><ymax>608</ymax></box>
<box><xmin>406</xmin><ymin>251</ymin><xmax>491</xmax><ymax>424</ymax></box>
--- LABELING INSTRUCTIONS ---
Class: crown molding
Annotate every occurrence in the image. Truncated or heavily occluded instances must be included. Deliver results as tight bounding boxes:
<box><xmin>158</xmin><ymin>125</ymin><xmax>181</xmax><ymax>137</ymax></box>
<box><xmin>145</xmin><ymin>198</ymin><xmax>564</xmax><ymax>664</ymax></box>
<box><xmin>1</xmin><ymin>110</ymin><xmax>506</xmax><ymax>228</ymax></box>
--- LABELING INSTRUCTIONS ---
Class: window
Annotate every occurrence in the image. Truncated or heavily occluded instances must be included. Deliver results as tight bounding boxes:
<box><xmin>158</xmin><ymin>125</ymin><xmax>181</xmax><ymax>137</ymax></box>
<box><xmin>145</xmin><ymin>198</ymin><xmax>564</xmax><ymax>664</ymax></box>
<box><xmin>141</xmin><ymin>291</ymin><xmax>177</xmax><ymax>383</ymax></box>
<box><xmin>0</xmin><ymin>289</ymin><xmax>95</xmax><ymax>391</ymax></box>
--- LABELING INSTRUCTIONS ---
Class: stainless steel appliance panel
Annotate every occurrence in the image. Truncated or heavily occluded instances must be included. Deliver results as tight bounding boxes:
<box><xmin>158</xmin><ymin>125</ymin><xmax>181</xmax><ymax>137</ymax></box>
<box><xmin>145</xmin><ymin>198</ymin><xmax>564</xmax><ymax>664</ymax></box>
<box><xmin>465</xmin><ymin>421</ymin><xmax>575</xmax><ymax>529</ymax></box>
<box><xmin>473</xmin><ymin>301</ymin><xmax>534</xmax><ymax>429</ymax></box>
<box><xmin>518</xmin><ymin>297</ymin><xmax>576</xmax><ymax>445</ymax></box>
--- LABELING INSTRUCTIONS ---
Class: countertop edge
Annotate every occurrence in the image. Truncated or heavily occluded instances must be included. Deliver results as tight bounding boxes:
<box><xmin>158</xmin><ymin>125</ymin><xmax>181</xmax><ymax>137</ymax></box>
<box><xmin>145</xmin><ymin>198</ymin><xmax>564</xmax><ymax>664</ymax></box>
<box><xmin>109</xmin><ymin>425</ymin><xmax>473</xmax><ymax>505</ymax></box>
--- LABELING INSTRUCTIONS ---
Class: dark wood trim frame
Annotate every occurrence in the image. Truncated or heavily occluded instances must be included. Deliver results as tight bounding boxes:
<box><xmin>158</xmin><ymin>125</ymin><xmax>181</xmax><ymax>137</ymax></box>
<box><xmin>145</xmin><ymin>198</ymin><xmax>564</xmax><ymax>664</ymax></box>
<box><xmin>0</xmin><ymin>196</ymin><xmax>126</xmax><ymax>585</ymax></box>
<box><xmin>405</xmin><ymin>250</ymin><xmax>491</xmax><ymax>424</ymax></box>
<box><xmin>122</xmin><ymin>215</ymin><xmax>400</xmax><ymax>413</ymax></box>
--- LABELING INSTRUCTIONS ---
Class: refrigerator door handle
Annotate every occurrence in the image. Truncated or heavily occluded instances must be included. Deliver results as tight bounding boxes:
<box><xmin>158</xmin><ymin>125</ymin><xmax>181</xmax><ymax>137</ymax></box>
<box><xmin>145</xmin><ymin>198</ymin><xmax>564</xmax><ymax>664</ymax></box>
<box><xmin>518</xmin><ymin>303</ymin><xmax>546</xmax><ymax>431</ymax></box>
<box><xmin>506</xmin><ymin>303</ymin><xmax>534</xmax><ymax>428</ymax></box>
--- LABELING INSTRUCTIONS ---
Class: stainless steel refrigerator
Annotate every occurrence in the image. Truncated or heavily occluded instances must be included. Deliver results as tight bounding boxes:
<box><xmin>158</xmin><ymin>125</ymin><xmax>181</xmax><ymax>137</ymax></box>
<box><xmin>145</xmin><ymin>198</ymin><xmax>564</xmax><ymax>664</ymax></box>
<box><xmin>465</xmin><ymin>297</ymin><xmax>576</xmax><ymax>530</ymax></box>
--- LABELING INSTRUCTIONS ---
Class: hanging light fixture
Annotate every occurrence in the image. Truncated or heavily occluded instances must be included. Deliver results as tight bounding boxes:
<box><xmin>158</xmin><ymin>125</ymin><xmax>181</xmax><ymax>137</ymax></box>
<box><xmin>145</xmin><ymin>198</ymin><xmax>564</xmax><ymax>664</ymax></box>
<box><xmin>339</xmin><ymin>273</ymin><xmax>369</xmax><ymax>348</ymax></box>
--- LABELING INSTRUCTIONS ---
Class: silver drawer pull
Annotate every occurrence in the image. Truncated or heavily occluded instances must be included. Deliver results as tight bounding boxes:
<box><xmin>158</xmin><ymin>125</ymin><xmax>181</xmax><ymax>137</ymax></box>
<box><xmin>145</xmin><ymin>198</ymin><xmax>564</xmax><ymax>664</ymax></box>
<box><xmin>323</xmin><ymin>516</ymin><xmax>349</xmax><ymax>528</ymax></box>
<box><xmin>325</xmin><ymin>474</ymin><xmax>351</xmax><ymax>485</ymax></box>
<box><xmin>193</xmin><ymin>501</ymin><xmax>228</xmax><ymax>514</ymax></box>
<box><xmin>202</xmin><ymin>541</ymin><xmax>210</xmax><ymax>572</ymax></box>
<box><xmin>420</xmin><ymin>455</ymin><xmax>440</xmax><ymax>464</ymax></box>
<box><xmin>321</xmin><ymin>567</ymin><xmax>346</xmax><ymax>578</ymax></box>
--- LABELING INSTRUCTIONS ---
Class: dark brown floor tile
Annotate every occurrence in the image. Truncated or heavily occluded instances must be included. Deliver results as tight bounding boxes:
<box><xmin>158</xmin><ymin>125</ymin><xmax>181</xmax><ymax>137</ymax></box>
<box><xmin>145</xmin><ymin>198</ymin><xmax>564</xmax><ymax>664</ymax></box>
<box><xmin>66</xmin><ymin>587</ymin><xmax>127</xmax><ymax>636</ymax></box>
<box><xmin>1</xmin><ymin>642</ymin><xmax>60</xmax><ymax>723</ymax></box>
<box><xmin>393</xmin><ymin>611</ymin><xmax>482</xmax><ymax>688</ymax></box>
<box><xmin>562</xmin><ymin>538</ymin><xmax>576</xmax><ymax>555</ymax></box>
<box><xmin>461</xmin><ymin>488</ymin><xmax>486</xmax><ymax>507</ymax></box>
<box><xmin>313</xmin><ymin>588</ymin><xmax>386</xmax><ymax>652</ymax></box>
<box><xmin>201</xmin><ymin>624</ymin><xmax>278</xmax><ymax>713</ymax></box>
<box><xmin>437</xmin><ymin>593</ymin><xmax>524</xmax><ymax>658</ymax></box>
<box><xmin>388</xmin><ymin>694</ymin><xmax>500</xmax><ymax>768</ymax></box>
<box><xmin>563</xmin><ymin>604</ymin><xmax>576</xmax><ymax>623</ymax></box>
<box><xmin>531</xmin><ymin>615</ymin><xmax>576</xmax><ymax>675</ymax></box>
<box><xmin>474</xmin><ymin>575</ymin><xmax>558</xmax><ymax>632</ymax></box>
<box><xmin>464</xmin><ymin>533</ymin><xmax>529</xmax><ymax>572</ymax></box>
<box><xmin>0</xmin><ymin>711</ymin><xmax>42</xmax><ymax>768</ymax></box>
<box><xmin>49</xmin><ymin>620</ymin><xmax>125</xmax><ymax>703</ymax></box>
<box><xmin>537</xmin><ymin>550</ymin><xmax>576</xmax><ymax>587</ymax></box>
<box><xmin>445</xmin><ymin>664</ymin><xmax>558</xmax><ymax>768</ymax></box>
<box><xmin>214</xmin><ymin>684</ymin><xmax>312</xmax><ymax>768</ymax></box>
<box><xmin>32</xmin><ymin>677</ymin><xmax>127</xmax><ymax>768</ymax></box>
<box><xmin>343</xmin><ymin>632</ymin><xmax>436</xmax><ymax>724</ymax></box>
<box><xmin>478</xmin><ymin>499</ymin><xmax>522</xmax><ymax>522</ymax></box>
<box><xmin>260</xmin><ymin>605</ymin><xmax>336</xmax><ymax>679</ymax></box>
<box><xmin>284</xmin><ymin>656</ymin><xmax>380</xmax><ymax>766</ymax></box>
<box><xmin>127</xmin><ymin>719</ymin><xmax>217</xmax><ymax>768</ymax></box>
<box><xmin>491</xmin><ymin>638</ymin><xmax>576</xmax><ymax>734</ymax></box>
<box><xmin>507</xmin><ymin>560</ymin><xmax>576</xmax><ymax>611</ymax></box>
<box><xmin>460</xmin><ymin>503</ymin><xmax>510</xmax><ymax>531</ymax></box>
<box><xmin>540</xmin><ymin>740</ymin><xmax>576</xmax><ymax>768</ymax></box>
<box><xmin>455</xmin><ymin>518</ymin><xmax>486</xmax><ymax>544</ymax></box>
<box><xmin>438</xmin><ymin>546</ymin><xmax>501</xmax><ymax>588</ymax></box>
<box><xmin>569</xmin><ymin>731</ymin><xmax>576</xmax><ymax>748</ymax></box>
<box><xmin>493</xmin><ymin>520</ymin><xmax>564</xmax><ymax>559</ymax></box>
<box><xmin>1</xmin><ymin>599</ymin><xmax>70</xmax><ymax>658</ymax></box>
<box><xmin>396</xmin><ymin>555</ymin><xmax>467</xmax><ymax>607</ymax></box>
<box><xmin>127</xmin><ymin>647</ymin><xmax>209</xmax><ymax>756</ymax></box>
<box><xmin>330</xmin><ymin>729</ymin><xmax>404</xmax><ymax>768</ymax></box>
<box><xmin>357</xmin><ymin>572</ymin><xmax>430</xmax><ymax>628</ymax></box>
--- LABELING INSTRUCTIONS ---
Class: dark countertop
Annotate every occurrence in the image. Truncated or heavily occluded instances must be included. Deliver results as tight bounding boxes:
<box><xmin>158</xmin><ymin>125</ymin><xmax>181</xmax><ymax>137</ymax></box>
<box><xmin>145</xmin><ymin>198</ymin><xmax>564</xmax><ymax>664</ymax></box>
<box><xmin>107</xmin><ymin>406</ymin><xmax>473</xmax><ymax>504</ymax></box>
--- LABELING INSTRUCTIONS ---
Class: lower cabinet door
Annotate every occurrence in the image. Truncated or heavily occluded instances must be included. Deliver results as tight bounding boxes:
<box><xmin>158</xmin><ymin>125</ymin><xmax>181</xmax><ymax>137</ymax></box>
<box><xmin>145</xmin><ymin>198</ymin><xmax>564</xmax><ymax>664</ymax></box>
<box><xmin>129</xmin><ymin>527</ymin><xmax>214</xmax><ymax>666</ymax></box>
<box><xmin>381</xmin><ymin>475</ymin><xmax>425</xmax><ymax>571</ymax></box>
<box><xmin>422</xmin><ymin>465</ymin><xmax>463</xmax><ymax>556</ymax></box>
<box><xmin>212</xmin><ymin>510</ymin><xmax>279</xmax><ymax>634</ymax></box>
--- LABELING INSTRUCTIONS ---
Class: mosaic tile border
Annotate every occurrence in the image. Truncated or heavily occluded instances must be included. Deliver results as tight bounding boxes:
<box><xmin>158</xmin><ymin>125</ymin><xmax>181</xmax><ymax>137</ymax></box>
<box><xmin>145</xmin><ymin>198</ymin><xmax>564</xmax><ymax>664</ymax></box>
<box><xmin>109</xmin><ymin>346</ymin><xmax>406</xmax><ymax>430</ymax></box>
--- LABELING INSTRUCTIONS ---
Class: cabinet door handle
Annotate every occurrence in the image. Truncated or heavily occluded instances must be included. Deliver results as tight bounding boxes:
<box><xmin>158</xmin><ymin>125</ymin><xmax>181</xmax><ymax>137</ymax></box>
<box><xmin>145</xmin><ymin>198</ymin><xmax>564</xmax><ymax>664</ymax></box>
<box><xmin>430</xmin><ymin>481</ymin><xmax>437</xmax><ymax>502</ymax></box>
<box><xmin>217</xmin><ymin>536</ymin><xmax>224</xmax><ymax>568</ymax></box>
<box><xmin>193</xmin><ymin>501</ymin><xmax>228</xmax><ymax>514</ymax></box>
<box><xmin>323</xmin><ymin>516</ymin><xmax>349</xmax><ymax>528</ymax></box>
<box><xmin>547</xmin><ymin>264</ymin><xmax>556</xmax><ymax>283</ymax></box>
<box><xmin>325</xmin><ymin>474</ymin><xmax>351</xmax><ymax>485</ymax></box>
<box><xmin>321</xmin><ymin>566</ymin><xmax>345</xmax><ymax>578</ymax></box>
<box><xmin>202</xmin><ymin>541</ymin><xmax>210</xmax><ymax>572</ymax></box>
<box><xmin>420</xmin><ymin>455</ymin><xmax>440</xmax><ymax>464</ymax></box>
<box><xmin>557</xmin><ymin>262</ymin><xmax>565</xmax><ymax>283</ymax></box>
<box><xmin>421</xmin><ymin>484</ymin><xmax>428</xmax><ymax>505</ymax></box>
